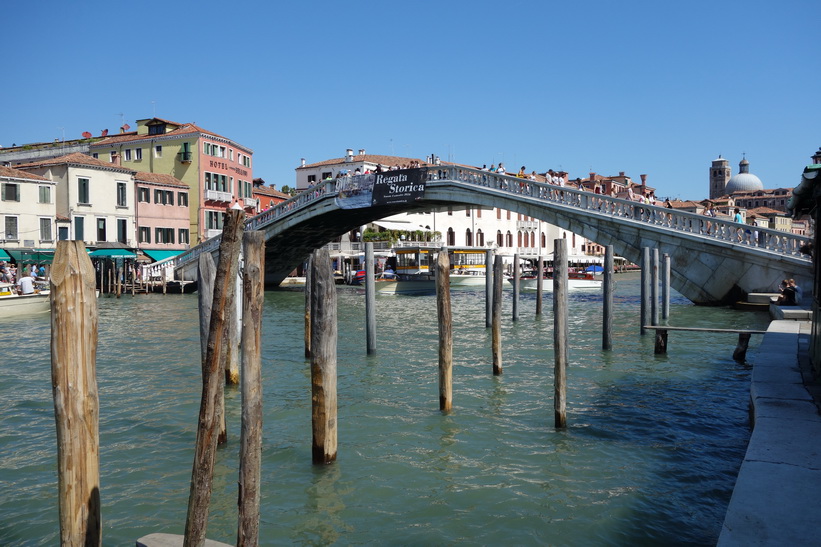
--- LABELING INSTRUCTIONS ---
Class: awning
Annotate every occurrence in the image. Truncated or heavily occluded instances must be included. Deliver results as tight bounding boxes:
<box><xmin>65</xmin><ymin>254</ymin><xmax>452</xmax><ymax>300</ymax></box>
<box><xmin>142</xmin><ymin>249</ymin><xmax>182</xmax><ymax>262</ymax></box>
<box><xmin>372</xmin><ymin>220</ymin><xmax>426</xmax><ymax>231</ymax></box>
<box><xmin>0</xmin><ymin>249</ymin><xmax>10</xmax><ymax>262</ymax></box>
<box><xmin>4</xmin><ymin>249</ymin><xmax>55</xmax><ymax>263</ymax></box>
<box><xmin>88</xmin><ymin>249</ymin><xmax>137</xmax><ymax>259</ymax></box>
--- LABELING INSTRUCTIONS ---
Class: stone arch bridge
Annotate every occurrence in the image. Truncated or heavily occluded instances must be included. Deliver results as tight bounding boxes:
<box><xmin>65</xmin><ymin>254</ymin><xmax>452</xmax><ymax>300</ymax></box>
<box><xmin>171</xmin><ymin>166</ymin><xmax>812</xmax><ymax>305</ymax></box>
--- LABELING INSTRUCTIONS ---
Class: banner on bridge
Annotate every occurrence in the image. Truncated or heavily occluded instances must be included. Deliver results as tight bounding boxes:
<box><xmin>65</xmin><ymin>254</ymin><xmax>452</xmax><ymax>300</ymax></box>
<box><xmin>335</xmin><ymin>168</ymin><xmax>427</xmax><ymax>209</ymax></box>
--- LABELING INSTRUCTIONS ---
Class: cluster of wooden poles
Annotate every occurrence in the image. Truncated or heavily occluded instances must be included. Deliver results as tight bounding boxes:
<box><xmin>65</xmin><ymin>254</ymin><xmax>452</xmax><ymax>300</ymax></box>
<box><xmin>48</xmin><ymin>213</ymin><xmax>758</xmax><ymax>545</ymax></box>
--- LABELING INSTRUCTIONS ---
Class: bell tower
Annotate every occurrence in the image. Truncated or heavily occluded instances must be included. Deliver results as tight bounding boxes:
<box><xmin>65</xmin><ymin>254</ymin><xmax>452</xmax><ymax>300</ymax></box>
<box><xmin>709</xmin><ymin>156</ymin><xmax>731</xmax><ymax>199</ymax></box>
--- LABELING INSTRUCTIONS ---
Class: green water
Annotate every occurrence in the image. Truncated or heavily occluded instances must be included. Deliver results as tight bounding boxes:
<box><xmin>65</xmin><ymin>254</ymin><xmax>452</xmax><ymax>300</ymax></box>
<box><xmin>0</xmin><ymin>273</ymin><xmax>769</xmax><ymax>545</ymax></box>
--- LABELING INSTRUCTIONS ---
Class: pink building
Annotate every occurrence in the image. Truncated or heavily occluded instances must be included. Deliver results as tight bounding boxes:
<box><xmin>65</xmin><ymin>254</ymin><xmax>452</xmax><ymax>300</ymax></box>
<box><xmin>135</xmin><ymin>171</ymin><xmax>190</xmax><ymax>258</ymax></box>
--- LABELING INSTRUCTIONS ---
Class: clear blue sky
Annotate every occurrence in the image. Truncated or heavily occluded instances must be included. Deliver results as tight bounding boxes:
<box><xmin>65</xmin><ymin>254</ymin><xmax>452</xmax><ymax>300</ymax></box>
<box><xmin>3</xmin><ymin>0</ymin><xmax>818</xmax><ymax>200</ymax></box>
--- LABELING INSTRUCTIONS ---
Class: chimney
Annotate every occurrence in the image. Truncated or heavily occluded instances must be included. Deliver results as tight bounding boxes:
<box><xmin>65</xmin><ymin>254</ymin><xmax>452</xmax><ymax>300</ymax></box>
<box><xmin>619</xmin><ymin>171</ymin><xmax>625</xmax><ymax>177</ymax></box>
<box><xmin>640</xmin><ymin>174</ymin><xmax>647</xmax><ymax>192</ymax></box>
<box><xmin>300</xmin><ymin>158</ymin><xmax>306</xmax><ymax>167</ymax></box>
<box><xmin>345</xmin><ymin>149</ymin><xmax>353</xmax><ymax>162</ymax></box>
<box><xmin>359</xmin><ymin>149</ymin><xmax>366</xmax><ymax>156</ymax></box>
<box><xmin>589</xmin><ymin>172</ymin><xmax>596</xmax><ymax>181</ymax></box>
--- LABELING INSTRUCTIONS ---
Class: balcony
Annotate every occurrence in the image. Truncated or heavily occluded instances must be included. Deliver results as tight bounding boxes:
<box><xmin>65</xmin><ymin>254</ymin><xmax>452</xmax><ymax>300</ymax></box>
<box><xmin>180</xmin><ymin>151</ymin><xmax>193</xmax><ymax>163</ymax></box>
<box><xmin>206</xmin><ymin>229</ymin><xmax>223</xmax><ymax>239</ymax></box>
<box><xmin>243</xmin><ymin>197</ymin><xmax>257</xmax><ymax>209</ymax></box>
<box><xmin>205</xmin><ymin>189</ymin><xmax>232</xmax><ymax>203</ymax></box>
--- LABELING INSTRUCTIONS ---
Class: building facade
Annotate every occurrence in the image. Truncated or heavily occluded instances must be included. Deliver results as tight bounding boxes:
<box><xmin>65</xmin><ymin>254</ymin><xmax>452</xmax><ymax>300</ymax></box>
<box><xmin>16</xmin><ymin>153</ymin><xmax>137</xmax><ymax>248</ymax></box>
<box><xmin>134</xmin><ymin>172</ymin><xmax>191</xmax><ymax>253</ymax></box>
<box><xmin>0</xmin><ymin>165</ymin><xmax>57</xmax><ymax>250</ymax></box>
<box><xmin>89</xmin><ymin>118</ymin><xmax>254</xmax><ymax>243</ymax></box>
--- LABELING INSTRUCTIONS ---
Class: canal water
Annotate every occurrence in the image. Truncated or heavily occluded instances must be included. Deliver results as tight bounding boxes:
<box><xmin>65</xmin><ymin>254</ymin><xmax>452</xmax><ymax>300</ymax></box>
<box><xmin>0</xmin><ymin>273</ymin><xmax>769</xmax><ymax>545</ymax></box>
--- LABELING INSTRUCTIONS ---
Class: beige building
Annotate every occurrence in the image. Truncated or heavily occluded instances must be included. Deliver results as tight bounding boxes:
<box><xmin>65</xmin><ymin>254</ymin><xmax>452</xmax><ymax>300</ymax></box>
<box><xmin>0</xmin><ymin>165</ymin><xmax>57</xmax><ymax>252</ymax></box>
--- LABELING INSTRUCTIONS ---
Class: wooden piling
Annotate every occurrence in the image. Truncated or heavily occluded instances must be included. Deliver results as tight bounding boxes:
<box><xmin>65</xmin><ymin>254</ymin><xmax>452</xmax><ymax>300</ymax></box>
<box><xmin>654</xmin><ymin>329</ymin><xmax>668</xmax><ymax>354</ymax></box>
<box><xmin>485</xmin><ymin>249</ymin><xmax>493</xmax><ymax>328</ymax></box>
<box><xmin>733</xmin><ymin>333</ymin><xmax>752</xmax><ymax>362</ymax></box>
<box><xmin>50</xmin><ymin>240</ymin><xmax>101</xmax><ymax>546</ymax></box>
<box><xmin>310</xmin><ymin>247</ymin><xmax>338</xmax><ymax>464</ymax></box>
<box><xmin>184</xmin><ymin>209</ymin><xmax>245</xmax><ymax>547</ymax></box>
<box><xmin>224</xmin><ymin>262</ymin><xmax>241</xmax><ymax>387</ymax></box>
<box><xmin>237</xmin><ymin>231</ymin><xmax>265</xmax><ymax>547</ymax></box>
<box><xmin>365</xmin><ymin>242</ymin><xmax>376</xmax><ymax>355</ymax></box>
<box><xmin>536</xmin><ymin>255</ymin><xmax>544</xmax><ymax>316</ymax></box>
<box><xmin>512</xmin><ymin>253</ymin><xmax>520</xmax><ymax>321</ymax></box>
<box><xmin>436</xmin><ymin>250</ymin><xmax>453</xmax><ymax>411</ymax></box>
<box><xmin>553</xmin><ymin>239</ymin><xmax>568</xmax><ymax>428</ymax></box>
<box><xmin>117</xmin><ymin>265</ymin><xmax>122</xmax><ymax>298</ymax></box>
<box><xmin>603</xmin><ymin>245</ymin><xmax>614</xmax><ymax>350</ymax></box>
<box><xmin>661</xmin><ymin>253</ymin><xmax>671</xmax><ymax>320</ymax></box>
<box><xmin>651</xmin><ymin>248</ymin><xmax>659</xmax><ymax>326</ymax></box>
<box><xmin>197</xmin><ymin>253</ymin><xmax>217</xmax><ymax>365</ymax></box>
<box><xmin>304</xmin><ymin>254</ymin><xmax>313</xmax><ymax>359</ymax></box>
<box><xmin>640</xmin><ymin>247</ymin><xmax>650</xmax><ymax>335</ymax></box>
<box><xmin>492</xmin><ymin>254</ymin><xmax>503</xmax><ymax>375</ymax></box>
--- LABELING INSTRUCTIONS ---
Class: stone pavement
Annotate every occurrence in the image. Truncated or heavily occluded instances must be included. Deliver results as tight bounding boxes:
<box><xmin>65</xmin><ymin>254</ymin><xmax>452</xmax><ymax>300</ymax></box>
<box><xmin>718</xmin><ymin>319</ymin><xmax>821</xmax><ymax>546</ymax></box>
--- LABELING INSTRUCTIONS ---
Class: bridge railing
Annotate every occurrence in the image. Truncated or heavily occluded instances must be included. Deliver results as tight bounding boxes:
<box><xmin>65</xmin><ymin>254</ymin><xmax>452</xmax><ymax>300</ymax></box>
<box><xmin>427</xmin><ymin>165</ymin><xmax>810</xmax><ymax>259</ymax></box>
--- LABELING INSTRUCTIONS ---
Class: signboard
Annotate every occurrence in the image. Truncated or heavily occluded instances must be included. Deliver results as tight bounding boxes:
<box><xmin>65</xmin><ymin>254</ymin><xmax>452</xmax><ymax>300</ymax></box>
<box><xmin>336</xmin><ymin>168</ymin><xmax>427</xmax><ymax>210</ymax></box>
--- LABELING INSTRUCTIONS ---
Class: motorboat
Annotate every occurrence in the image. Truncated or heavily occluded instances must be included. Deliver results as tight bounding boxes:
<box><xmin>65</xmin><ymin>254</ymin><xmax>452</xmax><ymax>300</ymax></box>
<box><xmin>376</xmin><ymin>246</ymin><xmax>436</xmax><ymax>295</ymax></box>
<box><xmin>448</xmin><ymin>247</ymin><xmax>489</xmax><ymax>287</ymax></box>
<box><xmin>0</xmin><ymin>282</ymin><xmax>50</xmax><ymax>315</ymax></box>
<box><xmin>510</xmin><ymin>269</ymin><xmax>602</xmax><ymax>292</ymax></box>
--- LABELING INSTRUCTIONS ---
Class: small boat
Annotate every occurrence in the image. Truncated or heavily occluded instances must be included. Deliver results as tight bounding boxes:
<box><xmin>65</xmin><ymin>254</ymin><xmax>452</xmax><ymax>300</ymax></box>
<box><xmin>376</xmin><ymin>246</ymin><xmax>436</xmax><ymax>295</ymax></box>
<box><xmin>0</xmin><ymin>282</ymin><xmax>50</xmax><ymax>315</ymax></box>
<box><xmin>448</xmin><ymin>247</ymin><xmax>489</xmax><ymax>287</ymax></box>
<box><xmin>510</xmin><ymin>269</ymin><xmax>603</xmax><ymax>292</ymax></box>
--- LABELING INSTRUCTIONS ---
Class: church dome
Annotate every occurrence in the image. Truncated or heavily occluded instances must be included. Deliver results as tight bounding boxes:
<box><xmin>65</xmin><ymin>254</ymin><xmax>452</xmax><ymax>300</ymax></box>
<box><xmin>726</xmin><ymin>157</ymin><xmax>764</xmax><ymax>194</ymax></box>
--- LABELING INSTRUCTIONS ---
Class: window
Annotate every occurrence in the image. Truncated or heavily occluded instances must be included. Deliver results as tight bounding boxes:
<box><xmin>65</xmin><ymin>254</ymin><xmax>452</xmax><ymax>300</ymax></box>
<box><xmin>506</xmin><ymin>211</ymin><xmax>511</xmax><ymax>220</ymax></box>
<box><xmin>138</xmin><ymin>187</ymin><xmax>150</xmax><ymax>202</ymax></box>
<box><xmin>496</xmin><ymin>208</ymin><xmax>501</xmax><ymax>220</ymax></box>
<box><xmin>135</xmin><ymin>148</ymin><xmax>142</xmax><ymax>160</ymax></box>
<box><xmin>496</xmin><ymin>230</ymin><xmax>503</xmax><ymax>247</ymax></box>
<box><xmin>307</xmin><ymin>175</ymin><xmax>317</xmax><ymax>184</ymax></box>
<box><xmin>4</xmin><ymin>216</ymin><xmax>18</xmax><ymax>240</ymax></box>
<box><xmin>139</xmin><ymin>227</ymin><xmax>151</xmax><ymax>243</ymax></box>
<box><xmin>243</xmin><ymin>155</ymin><xmax>251</xmax><ymax>167</ymax></box>
<box><xmin>204</xmin><ymin>142</ymin><xmax>211</xmax><ymax>155</ymax></box>
<box><xmin>92</xmin><ymin>153</ymin><xmax>99</xmax><ymax>159</ymax></box>
<box><xmin>178</xmin><ymin>228</ymin><xmax>190</xmax><ymax>244</ymax></box>
<box><xmin>154</xmin><ymin>189</ymin><xmax>163</xmax><ymax>203</ymax></box>
<box><xmin>154</xmin><ymin>145</ymin><xmax>162</xmax><ymax>158</ymax></box>
<box><xmin>124</xmin><ymin>149</ymin><xmax>132</xmax><ymax>161</ymax></box>
<box><xmin>40</xmin><ymin>218</ymin><xmax>52</xmax><ymax>242</ymax></box>
<box><xmin>165</xmin><ymin>190</ymin><xmax>174</xmax><ymax>205</ymax></box>
<box><xmin>117</xmin><ymin>182</ymin><xmax>127</xmax><ymax>207</ymax></box>
<box><xmin>39</xmin><ymin>185</ymin><xmax>51</xmax><ymax>204</ymax></box>
<box><xmin>110</xmin><ymin>152</ymin><xmax>117</xmax><ymax>163</ymax></box>
<box><xmin>238</xmin><ymin>180</ymin><xmax>251</xmax><ymax>198</ymax></box>
<box><xmin>75</xmin><ymin>217</ymin><xmax>84</xmax><ymax>241</ymax></box>
<box><xmin>148</xmin><ymin>123</ymin><xmax>165</xmax><ymax>135</ymax></box>
<box><xmin>58</xmin><ymin>226</ymin><xmax>69</xmax><ymax>240</ymax></box>
<box><xmin>229</xmin><ymin>149</ymin><xmax>234</xmax><ymax>161</ymax></box>
<box><xmin>477</xmin><ymin>229</ymin><xmax>484</xmax><ymax>246</ymax></box>
<box><xmin>1</xmin><ymin>183</ymin><xmax>19</xmax><ymax>202</ymax></box>
<box><xmin>78</xmin><ymin>177</ymin><xmax>90</xmax><ymax>204</ymax></box>
<box><xmin>117</xmin><ymin>219</ymin><xmax>127</xmax><ymax>244</ymax></box>
<box><xmin>97</xmin><ymin>218</ymin><xmax>106</xmax><ymax>242</ymax></box>
<box><xmin>321</xmin><ymin>171</ymin><xmax>332</xmax><ymax>180</ymax></box>
<box><xmin>178</xmin><ymin>192</ymin><xmax>188</xmax><ymax>207</ymax></box>
<box><xmin>155</xmin><ymin>227</ymin><xmax>174</xmax><ymax>244</ymax></box>
<box><xmin>466</xmin><ymin>208</ymin><xmax>470</xmax><ymax>217</ymax></box>
<box><xmin>206</xmin><ymin>210</ymin><xmax>223</xmax><ymax>230</ymax></box>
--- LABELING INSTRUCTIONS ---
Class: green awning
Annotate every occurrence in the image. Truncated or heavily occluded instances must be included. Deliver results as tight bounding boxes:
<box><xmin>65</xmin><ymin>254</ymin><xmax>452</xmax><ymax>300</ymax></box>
<box><xmin>142</xmin><ymin>249</ymin><xmax>182</xmax><ymax>262</ymax></box>
<box><xmin>0</xmin><ymin>249</ymin><xmax>10</xmax><ymax>262</ymax></box>
<box><xmin>4</xmin><ymin>249</ymin><xmax>55</xmax><ymax>263</ymax></box>
<box><xmin>88</xmin><ymin>249</ymin><xmax>137</xmax><ymax>259</ymax></box>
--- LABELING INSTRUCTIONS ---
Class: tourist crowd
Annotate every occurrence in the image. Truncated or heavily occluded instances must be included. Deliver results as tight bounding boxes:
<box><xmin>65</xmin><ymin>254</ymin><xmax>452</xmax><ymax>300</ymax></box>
<box><xmin>0</xmin><ymin>262</ymin><xmax>47</xmax><ymax>294</ymax></box>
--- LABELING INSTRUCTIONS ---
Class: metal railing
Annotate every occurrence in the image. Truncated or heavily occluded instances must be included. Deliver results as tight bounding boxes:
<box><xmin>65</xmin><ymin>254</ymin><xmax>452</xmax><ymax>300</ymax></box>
<box><xmin>170</xmin><ymin>167</ymin><xmax>810</xmax><ymax>275</ymax></box>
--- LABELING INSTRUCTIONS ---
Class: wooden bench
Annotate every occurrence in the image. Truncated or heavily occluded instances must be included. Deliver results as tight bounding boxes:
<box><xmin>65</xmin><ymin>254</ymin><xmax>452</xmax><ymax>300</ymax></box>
<box><xmin>642</xmin><ymin>326</ymin><xmax>768</xmax><ymax>361</ymax></box>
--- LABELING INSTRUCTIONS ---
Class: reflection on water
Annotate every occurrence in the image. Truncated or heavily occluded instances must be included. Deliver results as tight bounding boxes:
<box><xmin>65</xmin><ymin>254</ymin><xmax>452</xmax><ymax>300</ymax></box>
<box><xmin>0</xmin><ymin>274</ymin><xmax>769</xmax><ymax>545</ymax></box>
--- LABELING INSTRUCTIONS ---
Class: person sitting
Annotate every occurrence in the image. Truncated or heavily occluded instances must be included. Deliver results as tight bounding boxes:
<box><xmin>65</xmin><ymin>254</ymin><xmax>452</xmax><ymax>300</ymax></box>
<box><xmin>776</xmin><ymin>279</ymin><xmax>797</xmax><ymax>306</ymax></box>
<box><xmin>381</xmin><ymin>266</ymin><xmax>396</xmax><ymax>279</ymax></box>
<box><xmin>17</xmin><ymin>271</ymin><xmax>36</xmax><ymax>295</ymax></box>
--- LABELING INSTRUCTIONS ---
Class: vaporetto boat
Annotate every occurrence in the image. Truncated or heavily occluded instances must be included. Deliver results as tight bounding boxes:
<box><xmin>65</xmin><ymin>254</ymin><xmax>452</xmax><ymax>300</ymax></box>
<box><xmin>510</xmin><ymin>270</ymin><xmax>603</xmax><ymax>292</ymax></box>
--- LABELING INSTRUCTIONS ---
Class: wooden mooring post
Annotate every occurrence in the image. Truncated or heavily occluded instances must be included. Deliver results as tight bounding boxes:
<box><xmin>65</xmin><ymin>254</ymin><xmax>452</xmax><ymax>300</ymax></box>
<box><xmin>640</xmin><ymin>247</ymin><xmax>650</xmax><ymax>335</ymax></box>
<box><xmin>553</xmin><ymin>239</ymin><xmax>568</xmax><ymax>428</ymax></box>
<box><xmin>365</xmin><ymin>242</ymin><xmax>376</xmax><ymax>355</ymax></box>
<box><xmin>661</xmin><ymin>253</ymin><xmax>671</xmax><ymax>320</ymax></box>
<box><xmin>184</xmin><ymin>208</ymin><xmax>245</xmax><ymax>546</ymax></box>
<box><xmin>602</xmin><ymin>245</ymin><xmax>614</xmax><ymax>350</ymax></box>
<box><xmin>536</xmin><ymin>255</ymin><xmax>544</xmax><ymax>316</ymax></box>
<box><xmin>237</xmin><ymin>231</ymin><xmax>265</xmax><ymax>546</ymax></box>
<box><xmin>512</xmin><ymin>252</ymin><xmax>520</xmax><ymax>321</ymax></box>
<box><xmin>311</xmin><ymin>247</ymin><xmax>338</xmax><ymax>464</ymax></box>
<box><xmin>50</xmin><ymin>240</ymin><xmax>101</xmax><ymax>546</ymax></box>
<box><xmin>492</xmin><ymin>254</ymin><xmax>503</xmax><ymax>375</ymax></box>
<box><xmin>651</xmin><ymin>248</ymin><xmax>659</xmax><ymax>326</ymax></box>
<box><xmin>304</xmin><ymin>254</ymin><xmax>313</xmax><ymax>359</ymax></box>
<box><xmin>485</xmin><ymin>249</ymin><xmax>493</xmax><ymax>328</ymax></box>
<box><xmin>436</xmin><ymin>250</ymin><xmax>453</xmax><ymax>411</ymax></box>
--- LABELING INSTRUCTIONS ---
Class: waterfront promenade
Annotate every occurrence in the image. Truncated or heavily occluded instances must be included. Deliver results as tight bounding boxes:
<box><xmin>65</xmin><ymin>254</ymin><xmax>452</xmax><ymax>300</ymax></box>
<box><xmin>719</xmin><ymin>318</ymin><xmax>820</xmax><ymax>545</ymax></box>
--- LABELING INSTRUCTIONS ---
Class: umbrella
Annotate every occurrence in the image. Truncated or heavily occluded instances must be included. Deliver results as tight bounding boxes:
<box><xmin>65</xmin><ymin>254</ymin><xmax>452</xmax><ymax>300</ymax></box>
<box><xmin>585</xmin><ymin>265</ymin><xmax>604</xmax><ymax>273</ymax></box>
